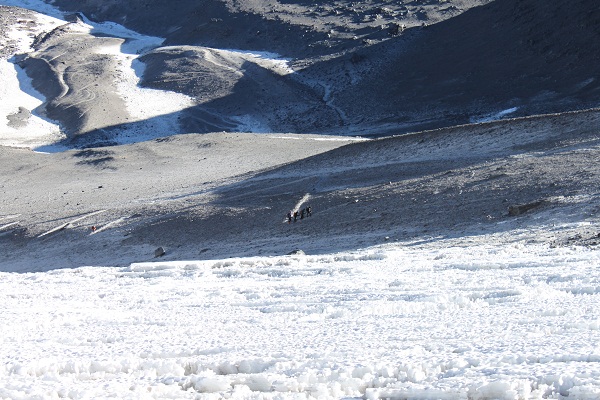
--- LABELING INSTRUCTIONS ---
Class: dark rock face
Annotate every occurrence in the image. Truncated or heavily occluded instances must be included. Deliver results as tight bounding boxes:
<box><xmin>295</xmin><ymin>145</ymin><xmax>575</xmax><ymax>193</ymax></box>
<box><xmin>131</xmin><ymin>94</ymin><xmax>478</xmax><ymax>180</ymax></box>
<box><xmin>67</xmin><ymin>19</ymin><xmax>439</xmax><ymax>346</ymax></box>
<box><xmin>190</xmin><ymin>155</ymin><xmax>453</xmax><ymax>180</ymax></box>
<box><xmin>333</xmin><ymin>0</ymin><xmax>600</xmax><ymax>135</ymax></box>
<box><xmin>6</xmin><ymin>107</ymin><xmax>32</xmax><ymax>129</ymax></box>
<box><xmin>48</xmin><ymin>0</ymin><xmax>338</xmax><ymax>57</ymax></box>
<box><xmin>287</xmin><ymin>249</ymin><xmax>305</xmax><ymax>256</ymax></box>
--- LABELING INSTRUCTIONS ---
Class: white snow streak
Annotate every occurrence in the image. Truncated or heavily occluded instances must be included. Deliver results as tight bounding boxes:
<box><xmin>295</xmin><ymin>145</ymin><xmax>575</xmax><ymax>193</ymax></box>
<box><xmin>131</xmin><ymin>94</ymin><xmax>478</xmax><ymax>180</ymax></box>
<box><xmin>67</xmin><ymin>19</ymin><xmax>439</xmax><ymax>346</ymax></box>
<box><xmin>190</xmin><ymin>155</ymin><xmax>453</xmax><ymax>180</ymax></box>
<box><xmin>293</xmin><ymin>193</ymin><xmax>311</xmax><ymax>212</ymax></box>
<box><xmin>37</xmin><ymin>210</ymin><xmax>107</xmax><ymax>238</ymax></box>
<box><xmin>471</xmin><ymin>107</ymin><xmax>519</xmax><ymax>123</ymax></box>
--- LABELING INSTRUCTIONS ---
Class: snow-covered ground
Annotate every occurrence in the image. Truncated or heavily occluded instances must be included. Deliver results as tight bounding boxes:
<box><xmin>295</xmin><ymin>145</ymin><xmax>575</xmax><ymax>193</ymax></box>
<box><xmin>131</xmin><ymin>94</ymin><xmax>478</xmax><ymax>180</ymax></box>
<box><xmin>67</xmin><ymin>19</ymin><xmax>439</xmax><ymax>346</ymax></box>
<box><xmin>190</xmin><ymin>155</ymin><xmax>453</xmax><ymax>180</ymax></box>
<box><xmin>2</xmin><ymin>232</ymin><xmax>600</xmax><ymax>399</ymax></box>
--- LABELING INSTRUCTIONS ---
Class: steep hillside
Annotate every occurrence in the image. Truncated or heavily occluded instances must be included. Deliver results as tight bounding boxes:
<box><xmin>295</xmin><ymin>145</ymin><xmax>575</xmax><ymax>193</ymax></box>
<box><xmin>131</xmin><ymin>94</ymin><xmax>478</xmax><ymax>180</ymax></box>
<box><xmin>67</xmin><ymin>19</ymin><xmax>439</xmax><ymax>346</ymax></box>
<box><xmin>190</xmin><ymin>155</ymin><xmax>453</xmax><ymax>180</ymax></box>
<box><xmin>5</xmin><ymin>0</ymin><xmax>599</xmax><ymax>145</ymax></box>
<box><xmin>331</xmin><ymin>0</ymin><xmax>600</xmax><ymax>134</ymax></box>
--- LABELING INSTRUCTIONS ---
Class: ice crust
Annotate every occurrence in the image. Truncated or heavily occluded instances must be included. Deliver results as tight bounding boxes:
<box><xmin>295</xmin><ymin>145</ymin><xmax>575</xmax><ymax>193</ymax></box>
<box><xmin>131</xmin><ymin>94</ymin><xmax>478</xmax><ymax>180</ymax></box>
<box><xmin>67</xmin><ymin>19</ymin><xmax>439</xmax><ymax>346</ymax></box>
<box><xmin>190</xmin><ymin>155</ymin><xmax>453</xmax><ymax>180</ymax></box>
<box><xmin>2</xmin><ymin>240</ymin><xmax>600</xmax><ymax>399</ymax></box>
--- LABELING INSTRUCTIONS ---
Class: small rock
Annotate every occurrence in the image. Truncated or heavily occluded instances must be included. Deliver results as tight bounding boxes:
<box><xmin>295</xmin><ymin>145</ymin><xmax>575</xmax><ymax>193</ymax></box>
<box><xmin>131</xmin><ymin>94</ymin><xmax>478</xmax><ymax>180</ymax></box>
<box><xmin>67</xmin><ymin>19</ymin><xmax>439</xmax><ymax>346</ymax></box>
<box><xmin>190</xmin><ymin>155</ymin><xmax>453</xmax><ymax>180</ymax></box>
<box><xmin>154</xmin><ymin>247</ymin><xmax>166</xmax><ymax>257</ymax></box>
<box><xmin>287</xmin><ymin>249</ymin><xmax>305</xmax><ymax>256</ymax></box>
<box><xmin>508</xmin><ymin>200</ymin><xmax>544</xmax><ymax>216</ymax></box>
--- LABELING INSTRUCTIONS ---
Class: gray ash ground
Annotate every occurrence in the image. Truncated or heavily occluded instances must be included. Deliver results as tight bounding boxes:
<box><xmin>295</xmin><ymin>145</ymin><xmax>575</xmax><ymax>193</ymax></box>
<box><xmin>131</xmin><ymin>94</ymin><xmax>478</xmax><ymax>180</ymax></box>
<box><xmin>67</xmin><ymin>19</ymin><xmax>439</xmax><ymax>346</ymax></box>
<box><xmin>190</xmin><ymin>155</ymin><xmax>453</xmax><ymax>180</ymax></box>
<box><xmin>1</xmin><ymin>0</ymin><xmax>600</xmax><ymax>270</ymax></box>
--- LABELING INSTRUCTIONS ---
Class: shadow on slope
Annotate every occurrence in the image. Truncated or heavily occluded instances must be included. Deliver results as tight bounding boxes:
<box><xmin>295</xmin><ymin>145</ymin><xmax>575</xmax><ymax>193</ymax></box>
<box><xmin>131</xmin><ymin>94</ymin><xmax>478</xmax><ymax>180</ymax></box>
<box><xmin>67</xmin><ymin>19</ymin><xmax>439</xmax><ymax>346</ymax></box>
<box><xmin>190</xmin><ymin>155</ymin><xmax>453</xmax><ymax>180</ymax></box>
<box><xmin>312</xmin><ymin>0</ymin><xmax>600</xmax><ymax>135</ymax></box>
<box><xmin>139</xmin><ymin>53</ymin><xmax>341</xmax><ymax>134</ymax></box>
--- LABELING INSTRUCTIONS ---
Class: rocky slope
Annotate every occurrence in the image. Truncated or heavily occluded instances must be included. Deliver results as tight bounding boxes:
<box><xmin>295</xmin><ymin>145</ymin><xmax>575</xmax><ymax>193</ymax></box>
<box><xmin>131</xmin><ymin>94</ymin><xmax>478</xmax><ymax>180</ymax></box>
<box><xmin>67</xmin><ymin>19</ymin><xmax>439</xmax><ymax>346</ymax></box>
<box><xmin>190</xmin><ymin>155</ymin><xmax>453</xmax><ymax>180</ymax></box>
<box><xmin>2</xmin><ymin>109</ymin><xmax>600</xmax><ymax>270</ymax></box>
<box><xmin>2</xmin><ymin>0</ymin><xmax>600</xmax><ymax>270</ymax></box>
<box><xmin>7</xmin><ymin>0</ymin><xmax>600</xmax><ymax>145</ymax></box>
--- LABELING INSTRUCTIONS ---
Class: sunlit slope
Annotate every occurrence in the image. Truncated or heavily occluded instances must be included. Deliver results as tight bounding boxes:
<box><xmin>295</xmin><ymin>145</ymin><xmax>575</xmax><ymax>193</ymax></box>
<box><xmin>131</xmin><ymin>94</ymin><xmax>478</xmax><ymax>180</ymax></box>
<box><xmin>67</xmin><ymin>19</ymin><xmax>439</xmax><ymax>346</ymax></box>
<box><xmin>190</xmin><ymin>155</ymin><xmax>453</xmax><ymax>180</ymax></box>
<box><xmin>2</xmin><ymin>109</ymin><xmax>600</xmax><ymax>269</ymax></box>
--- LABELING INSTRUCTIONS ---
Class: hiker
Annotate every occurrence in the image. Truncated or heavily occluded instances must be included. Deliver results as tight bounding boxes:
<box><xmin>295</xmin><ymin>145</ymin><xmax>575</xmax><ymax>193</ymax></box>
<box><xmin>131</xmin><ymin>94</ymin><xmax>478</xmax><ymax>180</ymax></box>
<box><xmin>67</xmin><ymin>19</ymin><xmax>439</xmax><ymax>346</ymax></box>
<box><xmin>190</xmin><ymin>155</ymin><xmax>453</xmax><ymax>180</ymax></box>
<box><xmin>286</xmin><ymin>206</ymin><xmax>312</xmax><ymax>225</ymax></box>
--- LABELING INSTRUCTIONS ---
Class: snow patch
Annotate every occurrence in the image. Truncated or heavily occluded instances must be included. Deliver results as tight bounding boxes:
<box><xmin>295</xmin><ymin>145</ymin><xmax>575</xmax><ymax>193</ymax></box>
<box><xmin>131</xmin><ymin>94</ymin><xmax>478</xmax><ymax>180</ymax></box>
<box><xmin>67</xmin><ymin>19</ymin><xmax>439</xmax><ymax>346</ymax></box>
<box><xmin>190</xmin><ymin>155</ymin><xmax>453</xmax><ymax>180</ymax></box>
<box><xmin>222</xmin><ymin>48</ymin><xmax>295</xmax><ymax>75</ymax></box>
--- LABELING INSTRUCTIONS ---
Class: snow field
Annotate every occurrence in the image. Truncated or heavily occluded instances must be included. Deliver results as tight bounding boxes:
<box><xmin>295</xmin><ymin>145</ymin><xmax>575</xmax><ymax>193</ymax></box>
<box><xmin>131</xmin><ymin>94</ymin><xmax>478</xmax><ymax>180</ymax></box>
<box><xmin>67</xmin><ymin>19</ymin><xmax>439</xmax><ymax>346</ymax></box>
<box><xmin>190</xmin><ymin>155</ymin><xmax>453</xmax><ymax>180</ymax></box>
<box><xmin>0</xmin><ymin>0</ymin><xmax>63</xmax><ymax>19</ymax></box>
<box><xmin>2</xmin><ymin>240</ymin><xmax>600</xmax><ymax>399</ymax></box>
<box><xmin>0</xmin><ymin>57</ymin><xmax>64</xmax><ymax>148</ymax></box>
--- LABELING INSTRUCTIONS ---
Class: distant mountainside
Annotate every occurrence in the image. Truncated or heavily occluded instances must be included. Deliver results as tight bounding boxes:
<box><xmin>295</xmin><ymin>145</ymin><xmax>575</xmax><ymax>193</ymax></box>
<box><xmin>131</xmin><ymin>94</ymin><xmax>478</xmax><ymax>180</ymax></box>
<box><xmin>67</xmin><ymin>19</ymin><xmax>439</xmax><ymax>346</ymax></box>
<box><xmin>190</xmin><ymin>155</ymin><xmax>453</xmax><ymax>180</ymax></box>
<box><xmin>3</xmin><ymin>0</ymin><xmax>600</xmax><ymax>272</ymax></box>
<box><xmin>49</xmin><ymin>0</ymin><xmax>491</xmax><ymax>58</ymax></box>
<box><xmin>332</xmin><ymin>0</ymin><xmax>600</xmax><ymax>133</ymax></box>
<box><xmin>15</xmin><ymin>0</ymin><xmax>600</xmax><ymax>144</ymax></box>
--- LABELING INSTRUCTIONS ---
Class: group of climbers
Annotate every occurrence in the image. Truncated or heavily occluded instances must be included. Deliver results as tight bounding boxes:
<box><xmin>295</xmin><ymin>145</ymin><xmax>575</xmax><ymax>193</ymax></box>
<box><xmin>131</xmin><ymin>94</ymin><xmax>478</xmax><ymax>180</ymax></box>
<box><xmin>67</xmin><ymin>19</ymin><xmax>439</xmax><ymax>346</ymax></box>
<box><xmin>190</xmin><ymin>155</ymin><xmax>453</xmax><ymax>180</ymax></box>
<box><xmin>286</xmin><ymin>206</ymin><xmax>312</xmax><ymax>224</ymax></box>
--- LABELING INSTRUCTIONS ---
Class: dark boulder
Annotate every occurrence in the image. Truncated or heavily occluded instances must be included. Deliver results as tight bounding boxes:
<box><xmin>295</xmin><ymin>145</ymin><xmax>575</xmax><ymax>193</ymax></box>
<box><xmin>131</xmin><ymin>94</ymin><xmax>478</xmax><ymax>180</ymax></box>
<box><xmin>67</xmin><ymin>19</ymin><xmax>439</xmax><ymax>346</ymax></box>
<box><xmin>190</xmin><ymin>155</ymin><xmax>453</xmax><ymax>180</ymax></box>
<box><xmin>154</xmin><ymin>247</ymin><xmax>166</xmax><ymax>257</ymax></box>
<box><xmin>508</xmin><ymin>201</ymin><xmax>544</xmax><ymax>216</ymax></box>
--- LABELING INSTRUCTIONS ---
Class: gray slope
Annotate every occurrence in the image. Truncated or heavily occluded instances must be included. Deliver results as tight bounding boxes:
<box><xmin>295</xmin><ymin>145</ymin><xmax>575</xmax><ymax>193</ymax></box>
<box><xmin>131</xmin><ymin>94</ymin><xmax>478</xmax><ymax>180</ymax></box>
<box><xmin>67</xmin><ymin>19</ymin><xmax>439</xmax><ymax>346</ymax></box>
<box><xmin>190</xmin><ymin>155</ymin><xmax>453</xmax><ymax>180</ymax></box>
<box><xmin>13</xmin><ymin>0</ymin><xmax>600</xmax><ymax>144</ymax></box>
<box><xmin>2</xmin><ymin>110</ymin><xmax>600</xmax><ymax>271</ymax></box>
